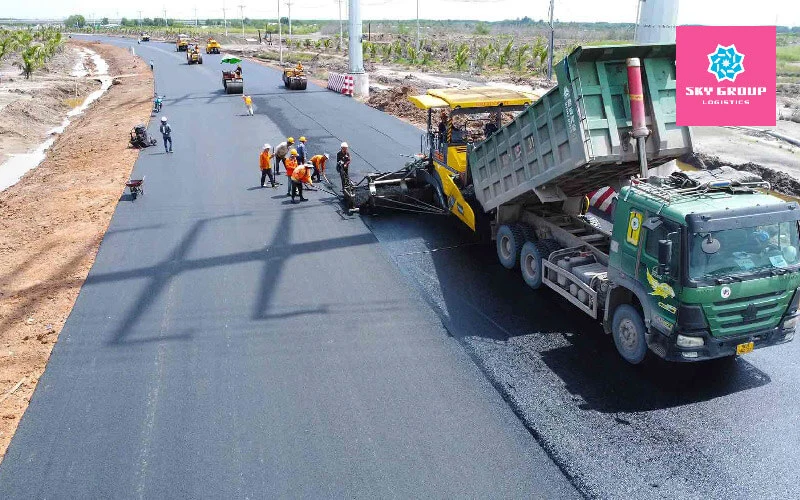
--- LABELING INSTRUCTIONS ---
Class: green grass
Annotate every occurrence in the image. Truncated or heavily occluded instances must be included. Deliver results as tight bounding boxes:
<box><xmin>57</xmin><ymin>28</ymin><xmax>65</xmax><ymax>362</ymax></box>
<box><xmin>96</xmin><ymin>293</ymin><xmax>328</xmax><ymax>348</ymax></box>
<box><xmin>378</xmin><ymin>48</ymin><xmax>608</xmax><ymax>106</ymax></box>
<box><xmin>777</xmin><ymin>45</ymin><xmax>800</xmax><ymax>63</ymax></box>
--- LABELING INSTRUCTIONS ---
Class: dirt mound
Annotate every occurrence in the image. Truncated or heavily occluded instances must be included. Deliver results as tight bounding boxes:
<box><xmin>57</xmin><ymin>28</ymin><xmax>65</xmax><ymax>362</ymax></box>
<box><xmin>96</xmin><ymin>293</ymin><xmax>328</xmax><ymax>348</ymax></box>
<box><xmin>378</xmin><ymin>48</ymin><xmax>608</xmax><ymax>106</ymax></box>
<box><xmin>681</xmin><ymin>152</ymin><xmax>800</xmax><ymax>198</ymax></box>
<box><xmin>367</xmin><ymin>85</ymin><xmax>426</xmax><ymax>128</ymax></box>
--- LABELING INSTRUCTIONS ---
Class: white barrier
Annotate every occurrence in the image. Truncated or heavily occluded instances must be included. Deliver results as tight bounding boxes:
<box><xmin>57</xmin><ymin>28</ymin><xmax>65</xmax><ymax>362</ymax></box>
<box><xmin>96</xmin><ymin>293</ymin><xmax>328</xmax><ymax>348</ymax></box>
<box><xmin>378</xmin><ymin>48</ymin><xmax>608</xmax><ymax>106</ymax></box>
<box><xmin>327</xmin><ymin>72</ymin><xmax>354</xmax><ymax>96</ymax></box>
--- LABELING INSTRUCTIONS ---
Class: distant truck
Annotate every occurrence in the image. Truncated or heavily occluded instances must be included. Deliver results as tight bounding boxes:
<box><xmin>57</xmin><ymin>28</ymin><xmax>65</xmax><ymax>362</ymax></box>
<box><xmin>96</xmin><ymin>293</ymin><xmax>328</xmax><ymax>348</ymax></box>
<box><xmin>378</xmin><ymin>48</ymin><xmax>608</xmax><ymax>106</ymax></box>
<box><xmin>346</xmin><ymin>44</ymin><xmax>800</xmax><ymax>364</ymax></box>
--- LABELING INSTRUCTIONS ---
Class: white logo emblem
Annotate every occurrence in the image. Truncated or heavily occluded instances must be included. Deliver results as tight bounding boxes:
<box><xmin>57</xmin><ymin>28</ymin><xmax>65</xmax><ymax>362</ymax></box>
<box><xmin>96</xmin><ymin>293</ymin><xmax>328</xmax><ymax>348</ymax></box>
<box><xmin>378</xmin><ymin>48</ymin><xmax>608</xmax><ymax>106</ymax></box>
<box><xmin>720</xmin><ymin>286</ymin><xmax>732</xmax><ymax>299</ymax></box>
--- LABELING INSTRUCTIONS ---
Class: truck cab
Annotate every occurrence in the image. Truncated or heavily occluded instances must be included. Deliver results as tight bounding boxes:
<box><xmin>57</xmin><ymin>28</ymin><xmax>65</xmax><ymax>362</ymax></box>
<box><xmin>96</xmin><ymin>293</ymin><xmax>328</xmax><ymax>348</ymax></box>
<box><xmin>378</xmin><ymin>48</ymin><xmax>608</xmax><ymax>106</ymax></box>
<box><xmin>610</xmin><ymin>177</ymin><xmax>800</xmax><ymax>361</ymax></box>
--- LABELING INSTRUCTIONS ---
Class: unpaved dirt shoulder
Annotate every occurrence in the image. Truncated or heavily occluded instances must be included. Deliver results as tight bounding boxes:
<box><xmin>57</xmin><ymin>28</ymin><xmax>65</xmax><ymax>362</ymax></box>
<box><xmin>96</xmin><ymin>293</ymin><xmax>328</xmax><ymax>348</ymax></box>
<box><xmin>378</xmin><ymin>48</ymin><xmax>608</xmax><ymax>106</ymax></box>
<box><xmin>0</xmin><ymin>41</ymin><xmax>152</xmax><ymax>461</ymax></box>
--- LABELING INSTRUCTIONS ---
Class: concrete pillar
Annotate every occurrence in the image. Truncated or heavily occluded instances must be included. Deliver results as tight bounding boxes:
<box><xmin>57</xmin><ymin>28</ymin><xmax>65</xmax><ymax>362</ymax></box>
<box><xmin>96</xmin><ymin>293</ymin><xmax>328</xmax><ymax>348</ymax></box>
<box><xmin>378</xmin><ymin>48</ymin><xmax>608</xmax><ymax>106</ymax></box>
<box><xmin>635</xmin><ymin>0</ymin><xmax>679</xmax><ymax>44</ymax></box>
<box><xmin>348</xmin><ymin>0</ymin><xmax>369</xmax><ymax>97</ymax></box>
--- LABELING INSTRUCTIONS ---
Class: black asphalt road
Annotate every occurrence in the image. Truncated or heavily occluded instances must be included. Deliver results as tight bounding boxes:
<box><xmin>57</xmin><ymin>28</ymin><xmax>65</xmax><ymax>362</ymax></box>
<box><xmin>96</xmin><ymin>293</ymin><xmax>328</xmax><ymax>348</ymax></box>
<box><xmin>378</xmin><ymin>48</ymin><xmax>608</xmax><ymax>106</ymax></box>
<box><xmin>0</xmin><ymin>38</ymin><xmax>577</xmax><ymax>498</ymax></box>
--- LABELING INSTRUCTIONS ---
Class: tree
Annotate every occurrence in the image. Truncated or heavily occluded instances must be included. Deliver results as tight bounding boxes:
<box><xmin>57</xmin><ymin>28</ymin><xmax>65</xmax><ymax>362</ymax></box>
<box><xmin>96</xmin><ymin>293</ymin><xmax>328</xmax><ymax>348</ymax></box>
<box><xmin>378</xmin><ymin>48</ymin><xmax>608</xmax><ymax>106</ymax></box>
<box><xmin>497</xmin><ymin>40</ymin><xmax>513</xmax><ymax>68</ymax></box>
<box><xmin>0</xmin><ymin>33</ymin><xmax>18</xmax><ymax>62</ymax></box>
<box><xmin>280</xmin><ymin>17</ymin><xmax>289</xmax><ymax>25</ymax></box>
<box><xmin>453</xmin><ymin>44</ymin><xmax>469</xmax><ymax>71</ymax></box>
<box><xmin>514</xmin><ymin>44</ymin><xmax>530</xmax><ymax>71</ymax></box>
<box><xmin>101</xmin><ymin>17</ymin><xmax>109</xmax><ymax>25</ymax></box>
<box><xmin>15</xmin><ymin>43</ymin><xmax>45</xmax><ymax>79</ymax></box>
<box><xmin>474</xmin><ymin>22</ymin><xmax>490</xmax><ymax>36</ymax></box>
<box><xmin>65</xmin><ymin>15</ymin><xmax>86</xmax><ymax>28</ymax></box>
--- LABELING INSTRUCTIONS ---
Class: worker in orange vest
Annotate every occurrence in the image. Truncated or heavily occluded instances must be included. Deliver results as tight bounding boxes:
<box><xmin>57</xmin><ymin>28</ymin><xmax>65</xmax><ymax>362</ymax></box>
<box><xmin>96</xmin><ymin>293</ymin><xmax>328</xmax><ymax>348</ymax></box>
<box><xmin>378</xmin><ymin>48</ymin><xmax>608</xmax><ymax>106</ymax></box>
<box><xmin>259</xmin><ymin>144</ymin><xmax>276</xmax><ymax>188</ymax></box>
<box><xmin>309</xmin><ymin>153</ymin><xmax>329</xmax><ymax>182</ymax></box>
<box><xmin>284</xmin><ymin>149</ymin><xmax>299</xmax><ymax>196</ymax></box>
<box><xmin>290</xmin><ymin>162</ymin><xmax>312</xmax><ymax>203</ymax></box>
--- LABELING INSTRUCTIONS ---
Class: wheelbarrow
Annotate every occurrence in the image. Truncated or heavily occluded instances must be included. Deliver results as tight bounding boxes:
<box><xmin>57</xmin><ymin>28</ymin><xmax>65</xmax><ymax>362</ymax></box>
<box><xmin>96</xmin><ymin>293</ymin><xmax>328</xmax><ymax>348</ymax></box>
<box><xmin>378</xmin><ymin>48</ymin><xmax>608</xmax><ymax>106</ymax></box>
<box><xmin>126</xmin><ymin>176</ymin><xmax>145</xmax><ymax>200</ymax></box>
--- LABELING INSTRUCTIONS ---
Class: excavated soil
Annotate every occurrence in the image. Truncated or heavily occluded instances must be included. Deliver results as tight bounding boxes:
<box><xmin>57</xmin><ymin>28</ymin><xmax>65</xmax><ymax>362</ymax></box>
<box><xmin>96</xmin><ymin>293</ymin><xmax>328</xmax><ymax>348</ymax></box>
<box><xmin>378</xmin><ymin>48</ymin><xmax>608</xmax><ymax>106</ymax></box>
<box><xmin>681</xmin><ymin>151</ymin><xmax>800</xmax><ymax>198</ymax></box>
<box><xmin>367</xmin><ymin>84</ymin><xmax>427</xmax><ymax>128</ymax></box>
<box><xmin>0</xmin><ymin>41</ymin><xmax>152</xmax><ymax>462</ymax></box>
<box><xmin>0</xmin><ymin>48</ymin><xmax>98</xmax><ymax>160</ymax></box>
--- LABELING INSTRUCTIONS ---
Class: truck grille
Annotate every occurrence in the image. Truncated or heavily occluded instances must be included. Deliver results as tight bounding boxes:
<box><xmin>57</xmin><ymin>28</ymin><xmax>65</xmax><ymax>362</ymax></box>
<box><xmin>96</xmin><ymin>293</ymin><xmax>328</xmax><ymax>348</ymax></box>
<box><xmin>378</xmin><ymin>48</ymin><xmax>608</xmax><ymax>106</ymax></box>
<box><xmin>703</xmin><ymin>290</ymin><xmax>791</xmax><ymax>337</ymax></box>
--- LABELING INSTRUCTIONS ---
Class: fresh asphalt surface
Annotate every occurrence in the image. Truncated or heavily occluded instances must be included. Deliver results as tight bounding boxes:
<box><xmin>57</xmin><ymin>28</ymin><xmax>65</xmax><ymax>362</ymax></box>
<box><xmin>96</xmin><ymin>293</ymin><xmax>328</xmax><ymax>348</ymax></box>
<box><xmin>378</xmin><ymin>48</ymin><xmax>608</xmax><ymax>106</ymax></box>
<box><xmin>0</xmin><ymin>38</ymin><xmax>576</xmax><ymax>498</ymax></box>
<box><xmin>2</xmin><ymin>38</ymin><xmax>799</xmax><ymax>500</ymax></box>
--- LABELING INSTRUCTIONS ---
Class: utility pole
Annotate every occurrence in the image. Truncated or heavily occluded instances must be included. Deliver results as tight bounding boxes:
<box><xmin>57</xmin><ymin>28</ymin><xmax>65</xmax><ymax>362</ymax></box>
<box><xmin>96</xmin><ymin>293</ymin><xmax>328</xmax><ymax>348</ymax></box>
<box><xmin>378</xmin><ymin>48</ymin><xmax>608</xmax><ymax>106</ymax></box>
<box><xmin>194</xmin><ymin>7</ymin><xmax>198</xmax><ymax>26</ymax></box>
<box><xmin>416</xmin><ymin>0</ymin><xmax>420</xmax><ymax>51</ymax></box>
<box><xmin>287</xmin><ymin>0</ymin><xmax>293</xmax><ymax>38</ymax></box>
<box><xmin>238</xmin><ymin>4</ymin><xmax>246</xmax><ymax>36</ymax></box>
<box><xmin>163</xmin><ymin>7</ymin><xmax>168</xmax><ymax>28</ymax></box>
<box><xmin>223</xmin><ymin>4</ymin><xmax>228</xmax><ymax>36</ymax></box>
<box><xmin>547</xmin><ymin>0</ymin><xmax>555</xmax><ymax>81</ymax></box>
<box><xmin>338</xmin><ymin>0</ymin><xmax>343</xmax><ymax>50</ymax></box>
<box><xmin>138</xmin><ymin>10</ymin><xmax>142</xmax><ymax>26</ymax></box>
<box><xmin>277</xmin><ymin>0</ymin><xmax>283</xmax><ymax>64</ymax></box>
<box><xmin>348</xmin><ymin>0</ymin><xmax>367</xmax><ymax>96</ymax></box>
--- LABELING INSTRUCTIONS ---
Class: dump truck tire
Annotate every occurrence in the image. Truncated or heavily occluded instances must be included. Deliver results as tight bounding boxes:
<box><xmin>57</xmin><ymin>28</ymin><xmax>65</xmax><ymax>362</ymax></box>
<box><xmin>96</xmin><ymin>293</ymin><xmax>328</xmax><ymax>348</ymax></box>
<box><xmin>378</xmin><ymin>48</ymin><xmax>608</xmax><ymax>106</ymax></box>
<box><xmin>520</xmin><ymin>241</ymin><xmax>546</xmax><ymax>289</ymax></box>
<box><xmin>612</xmin><ymin>305</ymin><xmax>648</xmax><ymax>364</ymax></box>
<box><xmin>496</xmin><ymin>224</ymin><xmax>525</xmax><ymax>269</ymax></box>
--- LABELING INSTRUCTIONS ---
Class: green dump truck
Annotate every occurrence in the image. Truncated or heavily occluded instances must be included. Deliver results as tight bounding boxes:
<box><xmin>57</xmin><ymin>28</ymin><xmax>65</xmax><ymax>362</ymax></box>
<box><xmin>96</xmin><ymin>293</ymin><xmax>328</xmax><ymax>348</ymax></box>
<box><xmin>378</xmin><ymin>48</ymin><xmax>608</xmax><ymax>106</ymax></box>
<box><xmin>466</xmin><ymin>44</ymin><xmax>800</xmax><ymax>363</ymax></box>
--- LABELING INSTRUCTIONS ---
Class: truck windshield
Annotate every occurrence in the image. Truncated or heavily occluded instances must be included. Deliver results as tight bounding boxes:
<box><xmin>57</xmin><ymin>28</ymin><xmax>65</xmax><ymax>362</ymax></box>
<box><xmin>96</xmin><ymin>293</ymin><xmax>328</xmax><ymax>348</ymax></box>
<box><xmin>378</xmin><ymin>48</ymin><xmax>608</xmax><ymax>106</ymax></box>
<box><xmin>689</xmin><ymin>221</ymin><xmax>800</xmax><ymax>281</ymax></box>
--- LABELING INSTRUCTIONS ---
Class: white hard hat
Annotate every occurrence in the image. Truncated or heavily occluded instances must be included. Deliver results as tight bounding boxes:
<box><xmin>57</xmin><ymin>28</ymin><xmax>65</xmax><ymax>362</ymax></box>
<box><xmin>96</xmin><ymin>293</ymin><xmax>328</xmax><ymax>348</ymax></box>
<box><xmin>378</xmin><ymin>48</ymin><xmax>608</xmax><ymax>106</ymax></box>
<box><xmin>161</xmin><ymin>116</ymin><xmax>167</xmax><ymax>122</ymax></box>
<box><xmin>263</xmin><ymin>143</ymin><xmax>271</xmax><ymax>150</ymax></box>
<box><xmin>341</xmin><ymin>142</ymin><xmax>348</xmax><ymax>148</ymax></box>
<box><xmin>323</xmin><ymin>153</ymin><xmax>329</xmax><ymax>159</ymax></box>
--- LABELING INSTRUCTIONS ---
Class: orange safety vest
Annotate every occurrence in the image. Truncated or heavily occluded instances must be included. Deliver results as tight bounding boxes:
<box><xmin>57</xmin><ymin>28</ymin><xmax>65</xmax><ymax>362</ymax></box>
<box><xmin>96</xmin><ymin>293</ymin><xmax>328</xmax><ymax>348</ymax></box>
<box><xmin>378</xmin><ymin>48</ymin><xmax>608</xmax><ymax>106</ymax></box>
<box><xmin>284</xmin><ymin>157</ymin><xmax>298</xmax><ymax>177</ymax></box>
<box><xmin>260</xmin><ymin>151</ymin><xmax>272</xmax><ymax>170</ymax></box>
<box><xmin>291</xmin><ymin>165</ymin><xmax>312</xmax><ymax>184</ymax></box>
<box><xmin>310</xmin><ymin>155</ymin><xmax>327</xmax><ymax>171</ymax></box>
<box><xmin>244</xmin><ymin>96</ymin><xmax>252</xmax><ymax>106</ymax></box>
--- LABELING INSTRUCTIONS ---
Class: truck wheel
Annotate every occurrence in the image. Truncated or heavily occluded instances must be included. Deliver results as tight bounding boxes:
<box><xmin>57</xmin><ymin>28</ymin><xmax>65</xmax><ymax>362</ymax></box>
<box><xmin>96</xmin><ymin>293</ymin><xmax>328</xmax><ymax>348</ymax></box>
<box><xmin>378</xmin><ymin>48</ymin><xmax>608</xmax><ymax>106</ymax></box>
<box><xmin>520</xmin><ymin>241</ymin><xmax>547</xmax><ymax>289</ymax></box>
<box><xmin>612</xmin><ymin>305</ymin><xmax>648</xmax><ymax>364</ymax></box>
<box><xmin>496</xmin><ymin>224</ymin><xmax>525</xmax><ymax>269</ymax></box>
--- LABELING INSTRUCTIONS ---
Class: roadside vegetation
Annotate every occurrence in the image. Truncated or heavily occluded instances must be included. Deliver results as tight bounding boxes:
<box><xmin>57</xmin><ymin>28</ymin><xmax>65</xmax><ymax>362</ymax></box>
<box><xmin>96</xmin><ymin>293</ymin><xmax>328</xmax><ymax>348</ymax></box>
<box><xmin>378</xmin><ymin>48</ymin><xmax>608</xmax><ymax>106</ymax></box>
<box><xmin>0</xmin><ymin>27</ymin><xmax>63</xmax><ymax>79</ymax></box>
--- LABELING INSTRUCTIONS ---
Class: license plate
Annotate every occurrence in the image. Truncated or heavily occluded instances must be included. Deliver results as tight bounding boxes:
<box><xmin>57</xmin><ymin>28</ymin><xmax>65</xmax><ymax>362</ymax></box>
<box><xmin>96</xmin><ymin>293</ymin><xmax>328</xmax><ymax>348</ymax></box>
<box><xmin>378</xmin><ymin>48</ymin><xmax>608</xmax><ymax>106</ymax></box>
<box><xmin>736</xmin><ymin>341</ymin><xmax>754</xmax><ymax>355</ymax></box>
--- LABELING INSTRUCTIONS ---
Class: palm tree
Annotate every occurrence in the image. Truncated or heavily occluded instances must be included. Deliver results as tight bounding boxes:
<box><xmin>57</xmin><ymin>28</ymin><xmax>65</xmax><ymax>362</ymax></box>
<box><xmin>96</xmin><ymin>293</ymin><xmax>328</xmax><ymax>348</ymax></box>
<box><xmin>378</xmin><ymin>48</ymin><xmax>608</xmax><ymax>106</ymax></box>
<box><xmin>15</xmin><ymin>43</ymin><xmax>45</xmax><ymax>79</ymax></box>
<box><xmin>514</xmin><ymin>44</ymin><xmax>530</xmax><ymax>72</ymax></box>
<box><xmin>0</xmin><ymin>33</ymin><xmax>18</xmax><ymax>62</ymax></box>
<box><xmin>497</xmin><ymin>40</ymin><xmax>513</xmax><ymax>68</ymax></box>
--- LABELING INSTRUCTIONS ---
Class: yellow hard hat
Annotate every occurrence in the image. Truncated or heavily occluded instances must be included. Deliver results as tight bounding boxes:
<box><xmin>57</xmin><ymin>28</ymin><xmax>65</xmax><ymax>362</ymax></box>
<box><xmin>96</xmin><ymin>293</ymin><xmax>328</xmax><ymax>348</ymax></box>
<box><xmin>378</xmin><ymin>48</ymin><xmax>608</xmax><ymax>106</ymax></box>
<box><xmin>290</xmin><ymin>149</ymin><xmax>298</xmax><ymax>156</ymax></box>
<box><xmin>288</xmin><ymin>137</ymin><xmax>295</xmax><ymax>143</ymax></box>
<box><xmin>299</xmin><ymin>136</ymin><xmax>306</xmax><ymax>142</ymax></box>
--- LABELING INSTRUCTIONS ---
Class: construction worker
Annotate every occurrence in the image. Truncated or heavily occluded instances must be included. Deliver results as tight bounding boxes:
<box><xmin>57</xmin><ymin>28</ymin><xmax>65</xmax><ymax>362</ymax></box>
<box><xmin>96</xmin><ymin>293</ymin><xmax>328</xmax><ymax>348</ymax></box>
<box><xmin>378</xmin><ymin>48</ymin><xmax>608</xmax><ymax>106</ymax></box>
<box><xmin>290</xmin><ymin>162</ymin><xmax>312</xmax><ymax>203</ymax></box>
<box><xmin>274</xmin><ymin>137</ymin><xmax>294</xmax><ymax>175</ymax></box>
<box><xmin>284</xmin><ymin>149</ymin><xmax>299</xmax><ymax>196</ymax></box>
<box><xmin>297</xmin><ymin>136</ymin><xmax>308</xmax><ymax>164</ymax></box>
<box><xmin>336</xmin><ymin>142</ymin><xmax>351</xmax><ymax>177</ymax></box>
<box><xmin>296</xmin><ymin>62</ymin><xmax>304</xmax><ymax>72</ymax></box>
<box><xmin>260</xmin><ymin>144</ymin><xmax>276</xmax><ymax>188</ymax></box>
<box><xmin>159</xmin><ymin>116</ymin><xmax>172</xmax><ymax>153</ymax></box>
<box><xmin>243</xmin><ymin>95</ymin><xmax>254</xmax><ymax>116</ymax></box>
<box><xmin>310</xmin><ymin>153</ymin><xmax>329</xmax><ymax>182</ymax></box>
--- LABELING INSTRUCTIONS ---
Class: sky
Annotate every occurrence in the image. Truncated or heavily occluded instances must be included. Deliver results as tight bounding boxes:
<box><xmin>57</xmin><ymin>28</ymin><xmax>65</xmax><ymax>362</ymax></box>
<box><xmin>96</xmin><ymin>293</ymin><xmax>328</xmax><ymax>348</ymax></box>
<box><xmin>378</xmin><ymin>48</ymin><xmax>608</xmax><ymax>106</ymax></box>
<box><xmin>4</xmin><ymin>0</ymin><xmax>799</xmax><ymax>27</ymax></box>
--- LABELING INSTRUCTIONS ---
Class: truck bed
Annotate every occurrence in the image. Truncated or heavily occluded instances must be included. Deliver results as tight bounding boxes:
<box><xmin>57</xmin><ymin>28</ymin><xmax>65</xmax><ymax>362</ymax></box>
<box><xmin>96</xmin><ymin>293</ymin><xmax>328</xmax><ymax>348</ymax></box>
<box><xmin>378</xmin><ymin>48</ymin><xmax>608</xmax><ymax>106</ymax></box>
<box><xmin>470</xmin><ymin>44</ymin><xmax>692</xmax><ymax>213</ymax></box>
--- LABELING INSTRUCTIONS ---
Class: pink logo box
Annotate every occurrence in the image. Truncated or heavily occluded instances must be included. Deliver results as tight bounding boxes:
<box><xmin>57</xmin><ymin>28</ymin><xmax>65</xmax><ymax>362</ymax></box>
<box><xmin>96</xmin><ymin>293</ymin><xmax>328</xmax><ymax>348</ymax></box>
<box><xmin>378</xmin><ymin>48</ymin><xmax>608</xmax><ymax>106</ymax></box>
<box><xmin>676</xmin><ymin>26</ymin><xmax>776</xmax><ymax>126</ymax></box>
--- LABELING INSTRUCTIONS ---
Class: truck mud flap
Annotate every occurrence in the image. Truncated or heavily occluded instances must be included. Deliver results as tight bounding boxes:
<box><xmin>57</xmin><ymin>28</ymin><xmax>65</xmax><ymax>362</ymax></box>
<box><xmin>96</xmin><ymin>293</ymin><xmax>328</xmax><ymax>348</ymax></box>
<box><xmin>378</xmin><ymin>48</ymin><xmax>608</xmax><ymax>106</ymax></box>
<box><xmin>433</xmin><ymin>165</ymin><xmax>476</xmax><ymax>231</ymax></box>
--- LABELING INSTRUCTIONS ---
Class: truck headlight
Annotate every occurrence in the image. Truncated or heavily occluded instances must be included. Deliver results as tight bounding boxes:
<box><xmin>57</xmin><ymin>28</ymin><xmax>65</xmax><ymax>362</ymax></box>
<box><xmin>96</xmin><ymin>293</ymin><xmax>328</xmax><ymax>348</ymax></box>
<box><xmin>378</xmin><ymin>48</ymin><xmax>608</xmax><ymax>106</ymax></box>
<box><xmin>676</xmin><ymin>334</ymin><xmax>705</xmax><ymax>348</ymax></box>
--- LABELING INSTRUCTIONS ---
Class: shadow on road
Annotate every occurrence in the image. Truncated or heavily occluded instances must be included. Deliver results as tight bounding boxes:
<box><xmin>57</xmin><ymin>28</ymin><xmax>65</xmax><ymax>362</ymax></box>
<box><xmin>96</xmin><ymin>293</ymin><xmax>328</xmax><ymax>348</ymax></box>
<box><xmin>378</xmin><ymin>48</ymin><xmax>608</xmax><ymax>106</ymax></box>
<box><xmin>82</xmin><ymin>209</ymin><xmax>378</xmax><ymax>345</ymax></box>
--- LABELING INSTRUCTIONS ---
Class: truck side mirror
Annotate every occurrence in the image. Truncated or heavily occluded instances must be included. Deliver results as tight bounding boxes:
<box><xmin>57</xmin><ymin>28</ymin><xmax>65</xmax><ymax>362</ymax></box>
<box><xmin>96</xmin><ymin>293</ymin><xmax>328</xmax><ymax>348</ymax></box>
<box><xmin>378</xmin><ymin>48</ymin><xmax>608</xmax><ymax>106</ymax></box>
<box><xmin>658</xmin><ymin>239</ymin><xmax>672</xmax><ymax>275</ymax></box>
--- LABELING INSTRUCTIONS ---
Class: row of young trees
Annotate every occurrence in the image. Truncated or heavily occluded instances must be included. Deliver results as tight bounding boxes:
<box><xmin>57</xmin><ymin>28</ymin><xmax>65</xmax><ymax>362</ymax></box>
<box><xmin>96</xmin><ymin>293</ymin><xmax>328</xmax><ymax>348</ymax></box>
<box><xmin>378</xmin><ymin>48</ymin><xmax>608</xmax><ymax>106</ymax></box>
<box><xmin>0</xmin><ymin>27</ymin><xmax>63</xmax><ymax>79</ymax></box>
<box><xmin>361</xmin><ymin>37</ymin><xmax>554</xmax><ymax>74</ymax></box>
